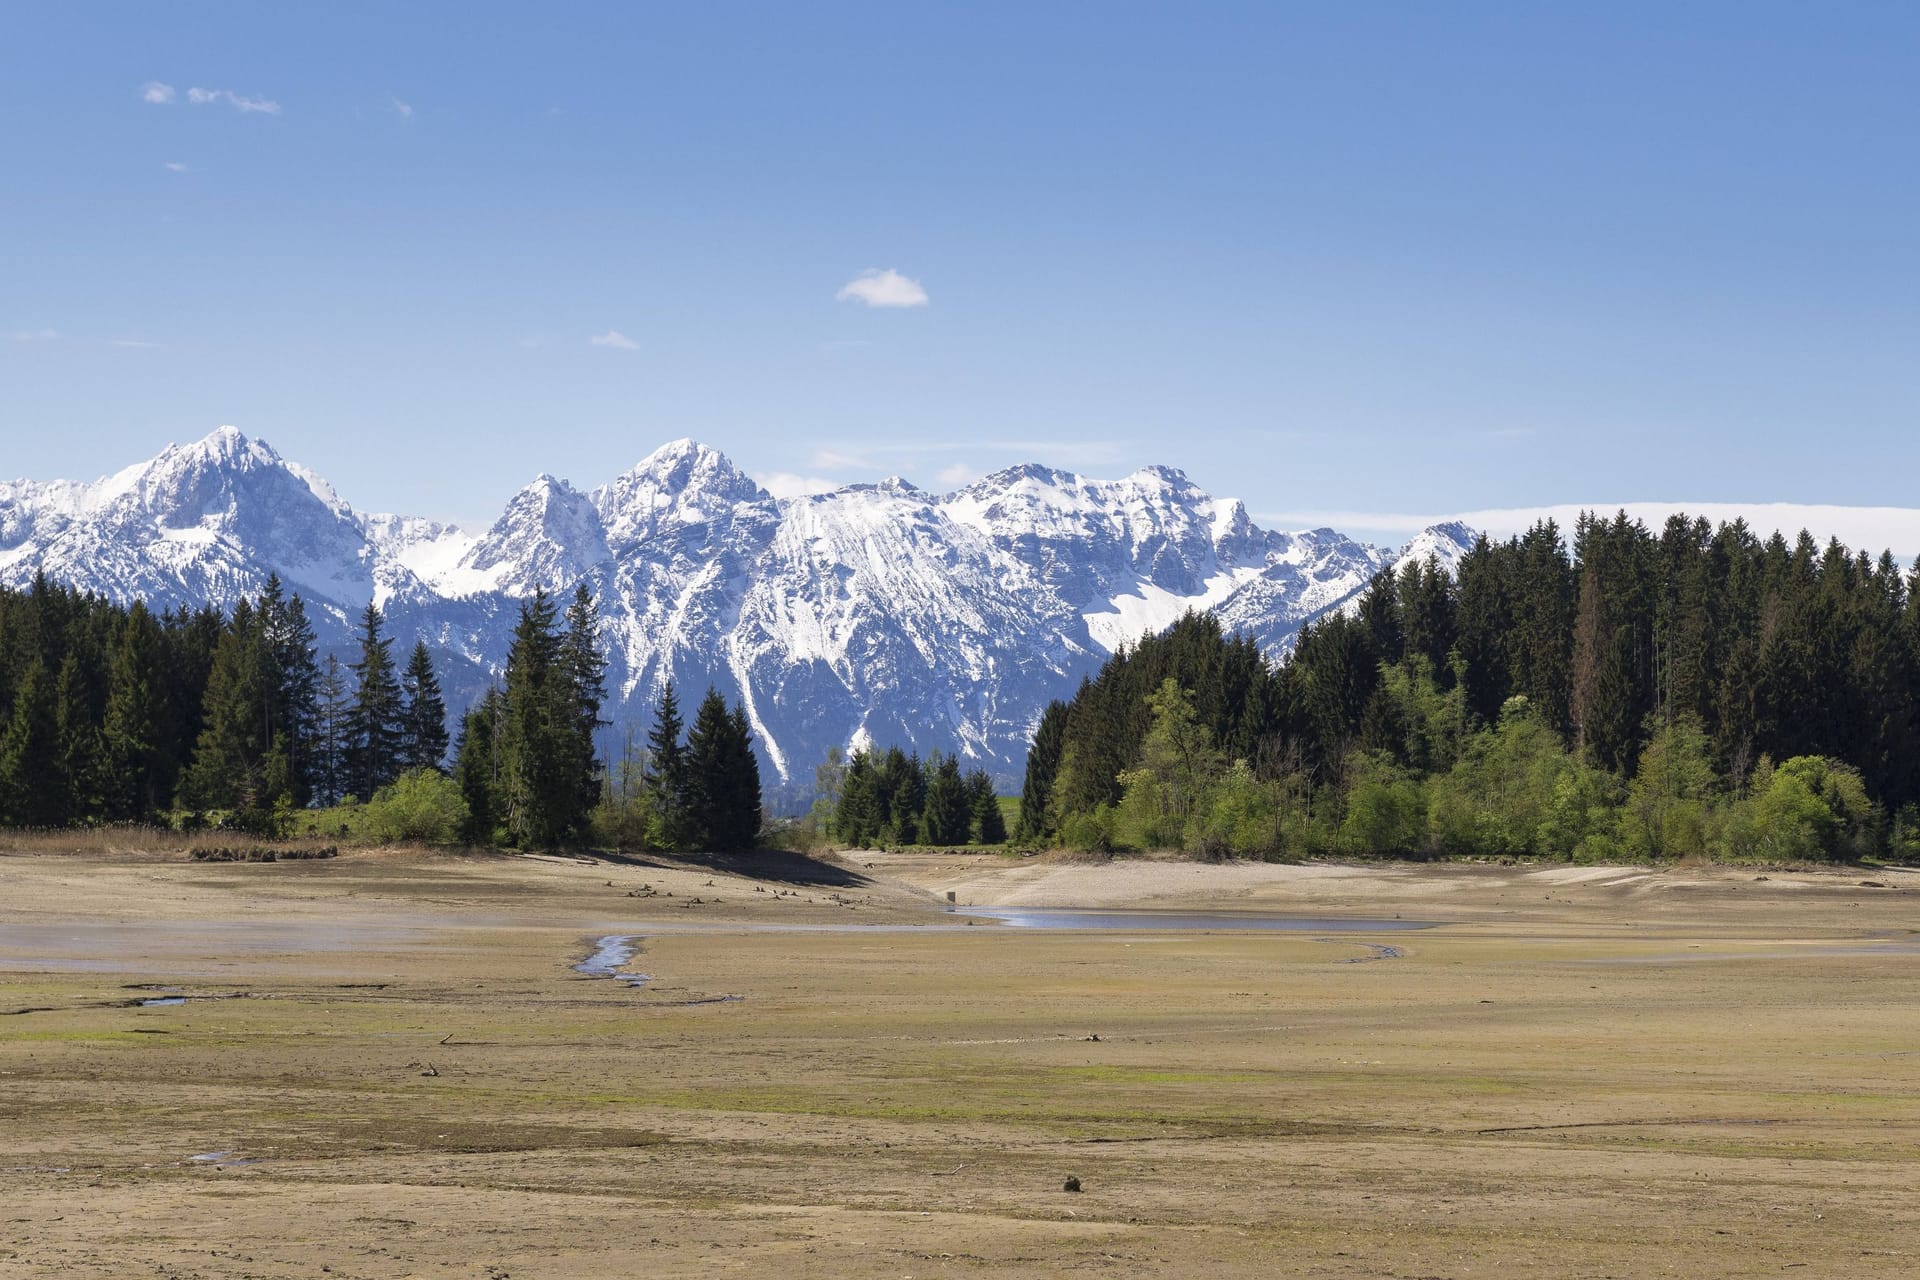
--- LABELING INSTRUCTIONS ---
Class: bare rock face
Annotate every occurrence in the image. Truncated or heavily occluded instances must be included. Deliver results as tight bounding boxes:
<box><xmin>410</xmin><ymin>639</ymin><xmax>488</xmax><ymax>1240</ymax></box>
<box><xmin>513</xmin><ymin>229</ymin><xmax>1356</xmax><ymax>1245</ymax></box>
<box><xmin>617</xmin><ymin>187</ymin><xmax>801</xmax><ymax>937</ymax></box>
<box><xmin>1</xmin><ymin>428</ymin><xmax>1474</xmax><ymax>802</ymax></box>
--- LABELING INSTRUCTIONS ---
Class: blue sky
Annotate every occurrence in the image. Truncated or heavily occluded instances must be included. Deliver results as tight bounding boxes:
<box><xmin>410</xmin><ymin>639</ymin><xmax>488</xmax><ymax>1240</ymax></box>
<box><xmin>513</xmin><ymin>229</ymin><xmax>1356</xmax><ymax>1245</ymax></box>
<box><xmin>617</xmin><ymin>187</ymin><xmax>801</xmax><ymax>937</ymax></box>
<box><xmin>4</xmin><ymin>2</ymin><xmax>1918</xmax><ymax>545</ymax></box>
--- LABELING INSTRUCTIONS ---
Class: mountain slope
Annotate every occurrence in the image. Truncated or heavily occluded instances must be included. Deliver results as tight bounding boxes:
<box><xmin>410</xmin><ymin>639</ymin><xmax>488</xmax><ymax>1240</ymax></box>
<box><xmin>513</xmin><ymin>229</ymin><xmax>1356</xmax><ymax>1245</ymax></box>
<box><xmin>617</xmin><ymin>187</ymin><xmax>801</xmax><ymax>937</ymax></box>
<box><xmin>2</xmin><ymin>429</ymin><xmax>1474</xmax><ymax>794</ymax></box>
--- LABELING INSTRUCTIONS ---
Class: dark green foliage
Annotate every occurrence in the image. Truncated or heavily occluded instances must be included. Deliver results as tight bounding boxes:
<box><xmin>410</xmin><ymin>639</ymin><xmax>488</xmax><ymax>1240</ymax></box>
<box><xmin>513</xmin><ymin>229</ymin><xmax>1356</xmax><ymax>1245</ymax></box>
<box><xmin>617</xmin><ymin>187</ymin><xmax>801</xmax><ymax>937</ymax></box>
<box><xmin>1032</xmin><ymin>514</ymin><xmax>1920</xmax><ymax>862</ymax></box>
<box><xmin>643</xmin><ymin>680</ymin><xmax>689</xmax><ymax>848</ymax></box>
<box><xmin>179</xmin><ymin>599</ymin><xmax>276</xmax><ymax>812</ymax></box>
<box><xmin>0</xmin><ymin>659</ymin><xmax>63</xmax><ymax>825</ymax></box>
<box><xmin>312</xmin><ymin>654</ymin><xmax>350</xmax><ymax>807</ymax></box>
<box><xmin>347</xmin><ymin>604</ymin><xmax>405</xmax><ymax>799</ymax></box>
<box><xmin>966</xmin><ymin>768</ymin><xmax>1006</xmax><ymax>843</ymax></box>
<box><xmin>103</xmin><ymin>602</ymin><xmax>168</xmax><ymax>819</ymax></box>
<box><xmin>399</xmin><ymin>640</ymin><xmax>450</xmax><ymax>772</ymax></box>
<box><xmin>450</xmin><ymin>587</ymin><xmax>610</xmax><ymax>849</ymax></box>
<box><xmin>835</xmin><ymin>748</ymin><xmax>881</xmax><ymax>846</ymax></box>
<box><xmin>922</xmin><ymin>754</ymin><xmax>970</xmax><ymax>845</ymax></box>
<box><xmin>683</xmin><ymin>687</ymin><xmax>762</xmax><ymax>851</ymax></box>
<box><xmin>452</xmin><ymin>689</ymin><xmax>503</xmax><ymax>844</ymax></box>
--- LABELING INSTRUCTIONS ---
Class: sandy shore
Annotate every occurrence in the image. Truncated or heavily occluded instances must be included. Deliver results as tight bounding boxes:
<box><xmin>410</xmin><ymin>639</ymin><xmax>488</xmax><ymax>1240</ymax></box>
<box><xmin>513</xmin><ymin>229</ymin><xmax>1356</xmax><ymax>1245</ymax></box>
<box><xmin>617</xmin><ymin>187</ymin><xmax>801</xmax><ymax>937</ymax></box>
<box><xmin>4</xmin><ymin>845</ymin><xmax>1917</xmax><ymax>1278</ymax></box>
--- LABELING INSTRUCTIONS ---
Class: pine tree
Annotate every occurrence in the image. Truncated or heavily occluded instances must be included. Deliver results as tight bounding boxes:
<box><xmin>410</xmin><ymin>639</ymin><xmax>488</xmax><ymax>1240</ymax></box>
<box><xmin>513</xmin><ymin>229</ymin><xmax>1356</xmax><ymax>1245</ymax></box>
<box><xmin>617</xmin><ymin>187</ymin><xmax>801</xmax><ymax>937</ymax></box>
<box><xmin>399</xmin><ymin>640</ymin><xmax>450</xmax><ymax>772</ymax></box>
<box><xmin>348</xmin><ymin>604</ymin><xmax>405</xmax><ymax>798</ymax></box>
<box><xmin>643</xmin><ymin>680</ymin><xmax>689</xmax><ymax>849</ymax></box>
<box><xmin>54</xmin><ymin>649</ymin><xmax>106</xmax><ymax>821</ymax></box>
<box><xmin>452</xmin><ymin>689</ymin><xmax>504</xmax><ymax>844</ymax></box>
<box><xmin>683</xmin><ymin>688</ymin><xmax>761</xmax><ymax>851</ymax></box>
<box><xmin>496</xmin><ymin>590</ymin><xmax>590</xmax><ymax>847</ymax></box>
<box><xmin>562</xmin><ymin>584</ymin><xmax>609</xmax><ymax>815</ymax></box>
<box><xmin>922</xmin><ymin>754</ymin><xmax>970</xmax><ymax>845</ymax></box>
<box><xmin>967</xmin><ymin>768</ymin><xmax>1007</xmax><ymax>843</ymax></box>
<box><xmin>179</xmin><ymin>601</ymin><xmax>276</xmax><ymax>812</ymax></box>
<box><xmin>1017</xmin><ymin>700</ymin><xmax>1068</xmax><ymax>840</ymax></box>
<box><xmin>835</xmin><ymin>748</ymin><xmax>880</xmax><ymax>846</ymax></box>
<box><xmin>103</xmin><ymin>601</ymin><xmax>167</xmax><ymax>819</ymax></box>
<box><xmin>261</xmin><ymin>584</ymin><xmax>320</xmax><ymax>804</ymax></box>
<box><xmin>0</xmin><ymin>659</ymin><xmax>63</xmax><ymax>826</ymax></box>
<box><xmin>312</xmin><ymin>653</ymin><xmax>350</xmax><ymax>805</ymax></box>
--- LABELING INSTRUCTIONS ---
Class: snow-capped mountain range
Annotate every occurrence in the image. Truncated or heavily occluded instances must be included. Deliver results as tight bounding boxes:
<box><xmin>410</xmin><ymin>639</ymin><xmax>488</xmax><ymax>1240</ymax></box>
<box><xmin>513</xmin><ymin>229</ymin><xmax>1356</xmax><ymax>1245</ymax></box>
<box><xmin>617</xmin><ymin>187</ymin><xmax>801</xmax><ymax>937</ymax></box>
<box><xmin>0</xmin><ymin>427</ymin><xmax>1473</xmax><ymax>797</ymax></box>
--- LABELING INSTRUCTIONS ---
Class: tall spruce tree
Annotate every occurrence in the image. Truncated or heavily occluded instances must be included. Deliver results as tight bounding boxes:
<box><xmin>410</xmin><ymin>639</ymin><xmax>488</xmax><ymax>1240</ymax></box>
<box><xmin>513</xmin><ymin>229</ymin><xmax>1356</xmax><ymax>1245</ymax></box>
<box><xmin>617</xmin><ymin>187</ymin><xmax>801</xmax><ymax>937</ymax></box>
<box><xmin>312</xmin><ymin>653</ymin><xmax>350</xmax><ymax>805</ymax></box>
<box><xmin>835</xmin><ymin>748</ymin><xmax>880</xmax><ymax>846</ymax></box>
<box><xmin>643</xmin><ymin>680</ymin><xmax>689</xmax><ymax>848</ymax></box>
<box><xmin>967</xmin><ymin>768</ymin><xmax>1007</xmax><ymax>843</ymax></box>
<box><xmin>456</xmin><ymin>691</ymin><xmax>500</xmax><ymax>841</ymax></box>
<box><xmin>260</xmin><ymin>582</ymin><xmax>321</xmax><ymax>804</ymax></box>
<box><xmin>179</xmin><ymin>600</ymin><xmax>276</xmax><ymax>812</ymax></box>
<box><xmin>452</xmin><ymin>689</ymin><xmax>504</xmax><ymax>844</ymax></box>
<box><xmin>1017</xmin><ymin>700</ymin><xmax>1068</xmax><ymax>840</ymax></box>
<box><xmin>0</xmin><ymin>659</ymin><xmax>62</xmax><ymax>826</ymax></box>
<box><xmin>103</xmin><ymin>601</ymin><xmax>167</xmax><ymax>819</ymax></box>
<box><xmin>399</xmin><ymin>641</ymin><xmax>450</xmax><ymax>772</ymax></box>
<box><xmin>683</xmin><ymin>688</ymin><xmax>761</xmax><ymax>851</ymax></box>
<box><xmin>562</xmin><ymin>585</ymin><xmax>609</xmax><ymax>814</ymax></box>
<box><xmin>496</xmin><ymin>589</ymin><xmax>589</xmax><ymax>847</ymax></box>
<box><xmin>922</xmin><ymin>753</ymin><xmax>970</xmax><ymax>845</ymax></box>
<box><xmin>347</xmin><ymin>604</ymin><xmax>405</xmax><ymax>798</ymax></box>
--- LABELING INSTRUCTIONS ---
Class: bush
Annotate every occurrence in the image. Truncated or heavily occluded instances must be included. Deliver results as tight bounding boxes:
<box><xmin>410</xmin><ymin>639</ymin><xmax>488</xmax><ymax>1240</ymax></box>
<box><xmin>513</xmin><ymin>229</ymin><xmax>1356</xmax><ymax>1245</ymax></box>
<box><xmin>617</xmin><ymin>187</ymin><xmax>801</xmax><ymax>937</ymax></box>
<box><xmin>1059</xmin><ymin>804</ymin><xmax>1116</xmax><ymax>853</ymax></box>
<box><xmin>359</xmin><ymin>769</ymin><xmax>469</xmax><ymax>845</ymax></box>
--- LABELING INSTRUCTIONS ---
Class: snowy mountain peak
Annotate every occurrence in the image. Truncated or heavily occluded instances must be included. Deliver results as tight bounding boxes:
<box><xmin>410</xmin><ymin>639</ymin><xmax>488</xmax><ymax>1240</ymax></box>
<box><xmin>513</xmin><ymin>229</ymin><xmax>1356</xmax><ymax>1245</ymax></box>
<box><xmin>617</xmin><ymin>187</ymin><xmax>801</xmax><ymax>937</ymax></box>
<box><xmin>593</xmin><ymin>438</ymin><xmax>772</xmax><ymax>550</ymax></box>
<box><xmin>1393</xmin><ymin>521</ymin><xmax>1478</xmax><ymax>577</ymax></box>
<box><xmin>452</xmin><ymin>473</ymin><xmax>607</xmax><ymax>597</ymax></box>
<box><xmin>4</xmin><ymin>428</ymin><xmax>1483</xmax><ymax>794</ymax></box>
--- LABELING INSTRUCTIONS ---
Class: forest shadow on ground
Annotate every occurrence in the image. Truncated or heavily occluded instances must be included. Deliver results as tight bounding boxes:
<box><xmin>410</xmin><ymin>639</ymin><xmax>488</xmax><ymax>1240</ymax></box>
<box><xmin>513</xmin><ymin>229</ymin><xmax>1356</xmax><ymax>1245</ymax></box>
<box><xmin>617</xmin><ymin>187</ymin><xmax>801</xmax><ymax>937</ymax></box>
<box><xmin>586</xmin><ymin>847</ymin><xmax>872</xmax><ymax>888</ymax></box>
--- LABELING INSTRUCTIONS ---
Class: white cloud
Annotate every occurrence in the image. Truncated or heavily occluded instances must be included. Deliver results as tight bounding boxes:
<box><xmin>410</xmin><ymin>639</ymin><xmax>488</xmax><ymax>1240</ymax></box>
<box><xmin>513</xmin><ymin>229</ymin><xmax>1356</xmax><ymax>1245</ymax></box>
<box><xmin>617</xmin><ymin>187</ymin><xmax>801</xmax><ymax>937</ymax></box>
<box><xmin>142</xmin><ymin>81</ymin><xmax>176</xmax><ymax>104</ymax></box>
<box><xmin>187</xmin><ymin>87</ymin><xmax>281</xmax><ymax>115</ymax></box>
<box><xmin>835</xmin><ymin>268</ymin><xmax>929</xmax><ymax>309</ymax></box>
<box><xmin>164</xmin><ymin>161</ymin><xmax>191</xmax><ymax>173</ymax></box>
<box><xmin>112</xmin><ymin>339</ymin><xmax>164</xmax><ymax>349</ymax></box>
<box><xmin>753</xmin><ymin>472</ymin><xmax>844</xmax><ymax>500</ymax></box>
<box><xmin>7</xmin><ymin>329</ymin><xmax>58</xmax><ymax>342</ymax></box>
<box><xmin>1254</xmin><ymin>502</ymin><xmax>1920</xmax><ymax>561</ymax></box>
<box><xmin>392</xmin><ymin>97</ymin><xmax>413</xmax><ymax>118</ymax></box>
<box><xmin>936</xmin><ymin>462</ymin><xmax>978</xmax><ymax>488</ymax></box>
<box><xmin>589</xmin><ymin>330</ymin><xmax>639</xmax><ymax>351</ymax></box>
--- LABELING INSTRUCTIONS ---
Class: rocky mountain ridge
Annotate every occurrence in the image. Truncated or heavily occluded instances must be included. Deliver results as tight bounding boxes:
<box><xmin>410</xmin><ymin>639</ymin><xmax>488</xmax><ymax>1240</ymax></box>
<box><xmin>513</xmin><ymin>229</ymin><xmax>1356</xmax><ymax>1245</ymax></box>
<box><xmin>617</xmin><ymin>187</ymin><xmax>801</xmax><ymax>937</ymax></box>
<box><xmin>0</xmin><ymin>428</ymin><xmax>1475</xmax><ymax>796</ymax></box>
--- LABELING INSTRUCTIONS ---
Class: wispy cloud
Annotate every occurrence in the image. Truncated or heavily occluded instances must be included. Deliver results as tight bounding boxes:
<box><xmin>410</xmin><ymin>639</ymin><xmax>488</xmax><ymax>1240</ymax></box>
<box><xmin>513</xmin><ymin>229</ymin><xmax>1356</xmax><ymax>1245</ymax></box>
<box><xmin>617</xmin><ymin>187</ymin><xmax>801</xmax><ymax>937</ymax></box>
<box><xmin>753</xmin><ymin>472</ymin><xmax>844</xmax><ymax>500</ymax></box>
<box><xmin>1252</xmin><ymin>502</ymin><xmax>1920</xmax><ymax>560</ymax></box>
<box><xmin>392</xmin><ymin>96</ymin><xmax>414</xmax><ymax>119</ymax></box>
<box><xmin>589</xmin><ymin>330</ymin><xmax>639</xmax><ymax>351</ymax></box>
<box><xmin>112</xmin><ymin>339</ymin><xmax>165</xmax><ymax>349</ymax></box>
<box><xmin>142</xmin><ymin>81</ymin><xmax>176</xmax><ymax>104</ymax></box>
<box><xmin>163</xmin><ymin>160</ymin><xmax>192</xmax><ymax>173</ymax></box>
<box><xmin>835</xmin><ymin>268</ymin><xmax>929</xmax><ymax>309</ymax></box>
<box><xmin>936</xmin><ymin>462</ymin><xmax>978</xmax><ymax>488</ymax></box>
<box><xmin>7</xmin><ymin>329</ymin><xmax>58</xmax><ymax>342</ymax></box>
<box><xmin>812</xmin><ymin>439</ymin><xmax>1124</xmax><ymax>472</ymax></box>
<box><xmin>185</xmin><ymin>87</ymin><xmax>281</xmax><ymax>115</ymax></box>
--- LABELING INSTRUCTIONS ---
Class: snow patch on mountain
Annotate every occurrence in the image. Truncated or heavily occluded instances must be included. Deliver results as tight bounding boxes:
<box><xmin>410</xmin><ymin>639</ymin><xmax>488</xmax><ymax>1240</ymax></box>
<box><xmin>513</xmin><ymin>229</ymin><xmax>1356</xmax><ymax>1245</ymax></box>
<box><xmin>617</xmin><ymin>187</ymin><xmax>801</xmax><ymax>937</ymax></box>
<box><xmin>4</xmin><ymin>427</ymin><xmax>1482</xmax><ymax>793</ymax></box>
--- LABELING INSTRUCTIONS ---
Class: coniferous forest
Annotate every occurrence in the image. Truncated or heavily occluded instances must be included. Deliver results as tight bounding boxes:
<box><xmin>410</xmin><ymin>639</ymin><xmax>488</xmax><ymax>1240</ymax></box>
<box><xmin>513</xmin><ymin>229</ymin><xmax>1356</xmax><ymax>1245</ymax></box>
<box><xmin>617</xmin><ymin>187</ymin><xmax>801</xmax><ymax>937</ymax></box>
<box><xmin>1017</xmin><ymin>514</ymin><xmax>1920</xmax><ymax>863</ymax></box>
<box><xmin>0</xmin><ymin>573</ymin><xmax>763</xmax><ymax>850</ymax></box>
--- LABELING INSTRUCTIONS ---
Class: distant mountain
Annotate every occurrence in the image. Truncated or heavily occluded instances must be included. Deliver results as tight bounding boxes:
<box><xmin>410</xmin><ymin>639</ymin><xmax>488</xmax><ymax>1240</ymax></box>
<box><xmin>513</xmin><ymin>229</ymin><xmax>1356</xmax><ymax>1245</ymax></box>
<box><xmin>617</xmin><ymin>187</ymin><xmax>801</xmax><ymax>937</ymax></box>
<box><xmin>0</xmin><ymin>428</ymin><xmax>1475</xmax><ymax>798</ymax></box>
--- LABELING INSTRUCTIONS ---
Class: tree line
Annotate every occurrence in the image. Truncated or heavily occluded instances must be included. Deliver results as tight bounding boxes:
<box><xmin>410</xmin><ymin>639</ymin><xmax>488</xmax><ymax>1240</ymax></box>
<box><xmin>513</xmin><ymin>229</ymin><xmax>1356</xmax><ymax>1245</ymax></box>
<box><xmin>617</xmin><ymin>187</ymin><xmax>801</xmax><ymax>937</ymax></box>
<box><xmin>1017</xmin><ymin>514</ymin><xmax>1920</xmax><ymax>863</ymax></box>
<box><xmin>810</xmin><ymin>745</ymin><xmax>1008</xmax><ymax>847</ymax></box>
<box><xmin>0</xmin><ymin>574</ymin><xmax>765</xmax><ymax>851</ymax></box>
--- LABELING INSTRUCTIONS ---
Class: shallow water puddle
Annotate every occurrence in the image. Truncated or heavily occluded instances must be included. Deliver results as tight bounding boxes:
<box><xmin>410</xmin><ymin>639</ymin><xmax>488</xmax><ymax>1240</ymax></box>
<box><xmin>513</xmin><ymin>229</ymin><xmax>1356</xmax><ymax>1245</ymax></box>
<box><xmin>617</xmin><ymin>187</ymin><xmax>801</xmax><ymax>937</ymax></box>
<box><xmin>962</xmin><ymin>907</ymin><xmax>1434</xmax><ymax>932</ymax></box>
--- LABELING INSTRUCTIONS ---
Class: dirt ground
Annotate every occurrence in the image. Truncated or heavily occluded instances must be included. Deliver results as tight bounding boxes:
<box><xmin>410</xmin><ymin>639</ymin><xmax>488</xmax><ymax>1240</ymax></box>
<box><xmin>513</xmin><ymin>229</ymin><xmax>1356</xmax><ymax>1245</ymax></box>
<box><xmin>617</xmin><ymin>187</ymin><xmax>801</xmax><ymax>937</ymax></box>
<box><xmin>3</xmin><ymin>845</ymin><xmax>1918</xmax><ymax>1279</ymax></box>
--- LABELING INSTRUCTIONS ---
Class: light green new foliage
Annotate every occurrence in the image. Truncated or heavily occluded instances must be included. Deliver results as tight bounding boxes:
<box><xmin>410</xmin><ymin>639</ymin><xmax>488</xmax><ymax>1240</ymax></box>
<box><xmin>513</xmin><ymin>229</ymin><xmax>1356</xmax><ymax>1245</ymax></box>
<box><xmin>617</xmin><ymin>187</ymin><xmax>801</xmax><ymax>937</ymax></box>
<box><xmin>1340</xmin><ymin>752</ymin><xmax>1427</xmax><ymax>855</ymax></box>
<box><xmin>360</xmin><ymin>768</ymin><xmax>470</xmax><ymax>845</ymax></box>
<box><xmin>1621</xmin><ymin>715</ymin><xmax>1718</xmax><ymax>859</ymax></box>
<box><xmin>1114</xmin><ymin>679</ymin><xmax>1225</xmax><ymax>850</ymax></box>
<box><xmin>1427</xmin><ymin>696</ymin><xmax>1569</xmax><ymax>856</ymax></box>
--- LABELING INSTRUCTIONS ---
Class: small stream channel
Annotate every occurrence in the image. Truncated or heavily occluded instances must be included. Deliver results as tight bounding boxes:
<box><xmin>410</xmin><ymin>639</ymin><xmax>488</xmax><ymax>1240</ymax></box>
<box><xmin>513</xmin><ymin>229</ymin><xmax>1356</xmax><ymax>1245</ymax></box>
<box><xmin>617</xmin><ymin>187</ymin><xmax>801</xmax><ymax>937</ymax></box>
<box><xmin>573</xmin><ymin>910</ymin><xmax>1435</xmax><ymax>990</ymax></box>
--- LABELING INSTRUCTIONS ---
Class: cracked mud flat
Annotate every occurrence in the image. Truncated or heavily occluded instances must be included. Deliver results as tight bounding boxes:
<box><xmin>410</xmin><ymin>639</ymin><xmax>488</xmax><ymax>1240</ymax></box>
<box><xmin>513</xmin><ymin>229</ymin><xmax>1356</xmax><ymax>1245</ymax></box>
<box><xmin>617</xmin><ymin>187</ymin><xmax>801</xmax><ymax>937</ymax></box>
<box><xmin>2</xmin><ymin>845</ymin><xmax>1918</xmax><ymax>1277</ymax></box>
